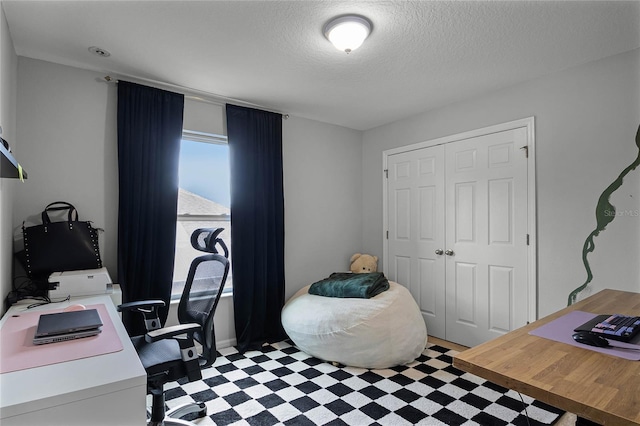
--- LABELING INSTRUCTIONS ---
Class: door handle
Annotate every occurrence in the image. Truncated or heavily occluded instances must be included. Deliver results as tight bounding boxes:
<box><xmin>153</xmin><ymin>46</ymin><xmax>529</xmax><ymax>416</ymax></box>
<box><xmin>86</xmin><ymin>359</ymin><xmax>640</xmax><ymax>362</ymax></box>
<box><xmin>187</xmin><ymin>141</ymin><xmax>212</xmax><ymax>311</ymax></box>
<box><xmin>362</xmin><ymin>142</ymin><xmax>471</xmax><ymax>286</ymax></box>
<box><xmin>445</xmin><ymin>249</ymin><xmax>454</xmax><ymax>256</ymax></box>
<box><xmin>435</xmin><ymin>249</ymin><xmax>443</xmax><ymax>255</ymax></box>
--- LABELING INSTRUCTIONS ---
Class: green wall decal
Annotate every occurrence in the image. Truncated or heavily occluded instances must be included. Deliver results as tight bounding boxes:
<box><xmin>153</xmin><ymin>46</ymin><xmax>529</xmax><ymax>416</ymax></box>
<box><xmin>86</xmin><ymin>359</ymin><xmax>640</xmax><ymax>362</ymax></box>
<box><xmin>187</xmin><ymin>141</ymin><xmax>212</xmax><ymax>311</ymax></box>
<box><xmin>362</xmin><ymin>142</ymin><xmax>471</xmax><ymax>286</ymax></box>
<box><xmin>568</xmin><ymin>125</ymin><xmax>640</xmax><ymax>306</ymax></box>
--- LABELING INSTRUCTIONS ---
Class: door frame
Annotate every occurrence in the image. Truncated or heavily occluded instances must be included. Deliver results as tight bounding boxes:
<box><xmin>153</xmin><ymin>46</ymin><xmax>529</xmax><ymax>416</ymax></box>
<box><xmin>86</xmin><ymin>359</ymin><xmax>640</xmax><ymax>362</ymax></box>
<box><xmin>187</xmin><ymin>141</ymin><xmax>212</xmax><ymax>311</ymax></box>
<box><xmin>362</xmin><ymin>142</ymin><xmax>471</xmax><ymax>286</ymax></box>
<box><xmin>382</xmin><ymin>117</ymin><xmax>537</xmax><ymax>323</ymax></box>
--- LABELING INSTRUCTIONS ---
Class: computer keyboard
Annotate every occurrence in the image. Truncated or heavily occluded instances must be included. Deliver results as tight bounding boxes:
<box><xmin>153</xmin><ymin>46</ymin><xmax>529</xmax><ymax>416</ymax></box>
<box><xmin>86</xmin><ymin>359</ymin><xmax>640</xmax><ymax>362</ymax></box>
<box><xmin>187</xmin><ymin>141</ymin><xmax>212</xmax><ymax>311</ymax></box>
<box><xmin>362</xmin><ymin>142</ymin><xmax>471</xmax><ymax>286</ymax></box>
<box><xmin>589</xmin><ymin>314</ymin><xmax>640</xmax><ymax>341</ymax></box>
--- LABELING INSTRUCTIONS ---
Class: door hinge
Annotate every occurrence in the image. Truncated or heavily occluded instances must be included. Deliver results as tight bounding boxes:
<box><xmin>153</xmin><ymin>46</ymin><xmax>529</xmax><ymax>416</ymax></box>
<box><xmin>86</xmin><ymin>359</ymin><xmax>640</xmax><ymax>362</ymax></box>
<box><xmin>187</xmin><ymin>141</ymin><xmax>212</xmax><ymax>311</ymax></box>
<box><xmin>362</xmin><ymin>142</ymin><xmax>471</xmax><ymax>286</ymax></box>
<box><xmin>520</xmin><ymin>146</ymin><xmax>529</xmax><ymax>158</ymax></box>
<box><xmin>384</xmin><ymin>169</ymin><xmax>388</xmax><ymax>178</ymax></box>
<box><xmin>386</xmin><ymin>230</ymin><xmax>389</xmax><ymax>239</ymax></box>
<box><xmin>526</xmin><ymin>234</ymin><xmax>530</xmax><ymax>245</ymax></box>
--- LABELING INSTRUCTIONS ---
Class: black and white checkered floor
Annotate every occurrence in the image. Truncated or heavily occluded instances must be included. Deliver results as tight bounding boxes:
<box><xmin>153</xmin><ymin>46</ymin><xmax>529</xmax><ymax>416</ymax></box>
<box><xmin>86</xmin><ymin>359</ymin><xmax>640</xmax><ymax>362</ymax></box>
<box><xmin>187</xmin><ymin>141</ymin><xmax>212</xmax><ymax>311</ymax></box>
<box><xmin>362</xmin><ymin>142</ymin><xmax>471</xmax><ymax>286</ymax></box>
<box><xmin>161</xmin><ymin>341</ymin><xmax>564</xmax><ymax>426</ymax></box>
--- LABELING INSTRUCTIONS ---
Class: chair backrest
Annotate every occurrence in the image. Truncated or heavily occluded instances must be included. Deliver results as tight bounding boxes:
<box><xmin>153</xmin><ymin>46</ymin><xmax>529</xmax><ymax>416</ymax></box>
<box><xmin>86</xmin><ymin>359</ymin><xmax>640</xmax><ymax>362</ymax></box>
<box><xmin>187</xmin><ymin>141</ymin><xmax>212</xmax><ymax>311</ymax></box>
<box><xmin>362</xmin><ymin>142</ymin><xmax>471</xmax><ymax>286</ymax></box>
<box><xmin>178</xmin><ymin>229</ymin><xmax>230</xmax><ymax>368</ymax></box>
<box><xmin>190</xmin><ymin>227</ymin><xmax>229</xmax><ymax>258</ymax></box>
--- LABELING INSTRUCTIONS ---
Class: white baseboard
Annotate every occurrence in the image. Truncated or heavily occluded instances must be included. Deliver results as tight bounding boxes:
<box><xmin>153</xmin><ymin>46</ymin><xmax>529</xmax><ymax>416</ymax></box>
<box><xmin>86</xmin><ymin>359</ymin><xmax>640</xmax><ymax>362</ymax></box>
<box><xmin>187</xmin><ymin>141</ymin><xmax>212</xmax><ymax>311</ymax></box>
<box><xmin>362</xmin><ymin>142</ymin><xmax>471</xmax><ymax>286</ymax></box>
<box><xmin>217</xmin><ymin>338</ymin><xmax>237</xmax><ymax>349</ymax></box>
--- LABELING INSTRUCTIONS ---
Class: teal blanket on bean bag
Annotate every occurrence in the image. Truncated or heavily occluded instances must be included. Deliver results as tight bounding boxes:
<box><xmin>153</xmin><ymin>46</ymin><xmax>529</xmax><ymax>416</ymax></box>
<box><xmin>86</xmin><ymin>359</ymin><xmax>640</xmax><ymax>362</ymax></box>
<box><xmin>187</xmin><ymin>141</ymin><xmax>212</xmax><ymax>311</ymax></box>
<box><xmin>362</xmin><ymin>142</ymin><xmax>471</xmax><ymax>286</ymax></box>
<box><xmin>308</xmin><ymin>272</ymin><xmax>390</xmax><ymax>299</ymax></box>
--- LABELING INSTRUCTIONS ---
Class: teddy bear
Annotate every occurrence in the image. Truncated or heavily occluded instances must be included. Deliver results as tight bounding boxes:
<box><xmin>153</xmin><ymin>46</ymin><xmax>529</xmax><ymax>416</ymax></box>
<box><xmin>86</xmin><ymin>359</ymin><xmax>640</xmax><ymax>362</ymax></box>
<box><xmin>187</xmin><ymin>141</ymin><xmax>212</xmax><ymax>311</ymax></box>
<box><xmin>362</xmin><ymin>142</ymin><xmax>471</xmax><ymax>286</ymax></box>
<box><xmin>350</xmin><ymin>253</ymin><xmax>378</xmax><ymax>273</ymax></box>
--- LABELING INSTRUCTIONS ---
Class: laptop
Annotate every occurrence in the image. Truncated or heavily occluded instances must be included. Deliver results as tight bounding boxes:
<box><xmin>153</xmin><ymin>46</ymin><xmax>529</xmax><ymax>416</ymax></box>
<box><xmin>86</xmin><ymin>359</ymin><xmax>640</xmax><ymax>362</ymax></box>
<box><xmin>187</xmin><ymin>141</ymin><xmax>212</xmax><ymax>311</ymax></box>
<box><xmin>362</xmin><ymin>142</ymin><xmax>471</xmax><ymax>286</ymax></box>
<box><xmin>33</xmin><ymin>309</ymin><xmax>103</xmax><ymax>345</ymax></box>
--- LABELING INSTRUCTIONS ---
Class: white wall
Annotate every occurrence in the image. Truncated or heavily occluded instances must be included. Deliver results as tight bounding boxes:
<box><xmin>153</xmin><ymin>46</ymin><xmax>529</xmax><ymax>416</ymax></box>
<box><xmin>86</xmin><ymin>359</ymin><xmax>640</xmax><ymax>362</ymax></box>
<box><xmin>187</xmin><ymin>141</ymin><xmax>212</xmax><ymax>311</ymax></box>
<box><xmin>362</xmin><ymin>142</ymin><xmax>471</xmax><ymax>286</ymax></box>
<box><xmin>0</xmin><ymin>4</ymin><xmax>19</xmax><ymax>314</ymax></box>
<box><xmin>282</xmin><ymin>116</ymin><xmax>363</xmax><ymax>299</ymax></box>
<box><xmin>362</xmin><ymin>48</ymin><xmax>640</xmax><ymax>318</ymax></box>
<box><xmin>14</xmin><ymin>58</ymin><xmax>118</xmax><ymax>276</ymax></box>
<box><xmin>12</xmin><ymin>57</ymin><xmax>363</xmax><ymax>346</ymax></box>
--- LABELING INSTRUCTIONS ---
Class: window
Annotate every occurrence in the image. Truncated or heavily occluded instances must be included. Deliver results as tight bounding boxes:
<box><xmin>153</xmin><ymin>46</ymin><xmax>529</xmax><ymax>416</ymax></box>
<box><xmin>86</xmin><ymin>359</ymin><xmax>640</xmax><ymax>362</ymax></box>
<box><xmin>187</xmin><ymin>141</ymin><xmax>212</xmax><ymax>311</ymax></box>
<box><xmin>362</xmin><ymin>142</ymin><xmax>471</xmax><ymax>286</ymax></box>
<box><xmin>172</xmin><ymin>130</ymin><xmax>231</xmax><ymax>299</ymax></box>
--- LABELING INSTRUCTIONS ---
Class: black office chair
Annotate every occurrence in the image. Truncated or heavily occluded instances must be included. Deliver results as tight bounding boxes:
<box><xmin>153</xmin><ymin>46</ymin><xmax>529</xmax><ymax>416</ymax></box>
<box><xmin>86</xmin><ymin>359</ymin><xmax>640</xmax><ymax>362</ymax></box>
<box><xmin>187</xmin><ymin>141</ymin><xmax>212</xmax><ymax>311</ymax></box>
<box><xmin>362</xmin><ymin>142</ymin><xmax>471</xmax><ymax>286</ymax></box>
<box><xmin>119</xmin><ymin>228</ymin><xmax>230</xmax><ymax>426</ymax></box>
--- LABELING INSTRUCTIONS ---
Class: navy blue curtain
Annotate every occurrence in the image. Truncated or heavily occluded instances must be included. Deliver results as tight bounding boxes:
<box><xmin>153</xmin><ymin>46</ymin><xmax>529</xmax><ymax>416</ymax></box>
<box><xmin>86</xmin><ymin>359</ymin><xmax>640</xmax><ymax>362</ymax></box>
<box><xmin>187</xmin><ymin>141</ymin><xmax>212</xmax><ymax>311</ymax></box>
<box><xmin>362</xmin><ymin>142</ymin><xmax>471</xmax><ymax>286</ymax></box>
<box><xmin>226</xmin><ymin>104</ymin><xmax>286</xmax><ymax>353</ymax></box>
<box><xmin>117</xmin><ymin>81</ymin><xmax>184</xmax><ymax>335</ymax></box>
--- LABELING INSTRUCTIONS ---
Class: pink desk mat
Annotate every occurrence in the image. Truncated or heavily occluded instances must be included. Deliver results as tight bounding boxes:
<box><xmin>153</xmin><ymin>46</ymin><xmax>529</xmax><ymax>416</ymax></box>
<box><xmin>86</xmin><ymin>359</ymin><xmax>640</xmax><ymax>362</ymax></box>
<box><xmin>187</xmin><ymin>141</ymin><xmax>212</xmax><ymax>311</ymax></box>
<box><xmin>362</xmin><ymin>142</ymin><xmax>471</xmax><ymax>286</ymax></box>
<box><xmin>0</xmin><ymin>303</ymin><xmax>123</xmax><ymax>374</ymax></box>
<box><xmin>529</xmin><ymin>310</ymin><xmax>640</xmax><ymax>361</ymax></box>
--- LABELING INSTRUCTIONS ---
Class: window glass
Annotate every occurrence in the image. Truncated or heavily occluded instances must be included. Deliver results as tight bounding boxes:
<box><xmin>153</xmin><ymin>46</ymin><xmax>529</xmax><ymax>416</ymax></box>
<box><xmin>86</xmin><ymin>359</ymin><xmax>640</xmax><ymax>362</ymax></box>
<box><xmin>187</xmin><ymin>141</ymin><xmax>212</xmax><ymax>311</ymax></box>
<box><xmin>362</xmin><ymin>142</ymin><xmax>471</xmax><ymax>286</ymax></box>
<box><xmin>172</xmin><ymin>131</ymin><xmax>231</xmax><ymax>298</ymax></box>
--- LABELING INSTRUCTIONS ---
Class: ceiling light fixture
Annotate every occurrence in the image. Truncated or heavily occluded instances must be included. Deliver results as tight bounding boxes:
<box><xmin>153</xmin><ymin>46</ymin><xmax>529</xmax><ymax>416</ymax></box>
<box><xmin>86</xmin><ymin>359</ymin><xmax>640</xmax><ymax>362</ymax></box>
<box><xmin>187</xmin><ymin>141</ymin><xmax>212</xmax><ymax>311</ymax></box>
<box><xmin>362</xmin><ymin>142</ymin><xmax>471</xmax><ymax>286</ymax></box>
<box><xmin>88</xmin><ymin>46</ymin><xmax>111</xmax><ymax>57</ymax></box>
<box><xmin>323</xmin><ymin>15</ymin><xmax>372</xmax><ymax>54</ymax></box>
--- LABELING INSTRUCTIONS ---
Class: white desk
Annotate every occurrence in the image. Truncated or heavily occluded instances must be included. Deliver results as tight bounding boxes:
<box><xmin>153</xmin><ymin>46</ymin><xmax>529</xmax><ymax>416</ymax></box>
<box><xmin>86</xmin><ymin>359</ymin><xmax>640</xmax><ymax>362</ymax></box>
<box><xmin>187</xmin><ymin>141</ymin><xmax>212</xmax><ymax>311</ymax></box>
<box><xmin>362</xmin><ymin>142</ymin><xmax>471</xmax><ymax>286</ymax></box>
<box><xmin>0</xmin><ymin>294</ymin><xmax>147</xmax><ymax>426</ymax></box>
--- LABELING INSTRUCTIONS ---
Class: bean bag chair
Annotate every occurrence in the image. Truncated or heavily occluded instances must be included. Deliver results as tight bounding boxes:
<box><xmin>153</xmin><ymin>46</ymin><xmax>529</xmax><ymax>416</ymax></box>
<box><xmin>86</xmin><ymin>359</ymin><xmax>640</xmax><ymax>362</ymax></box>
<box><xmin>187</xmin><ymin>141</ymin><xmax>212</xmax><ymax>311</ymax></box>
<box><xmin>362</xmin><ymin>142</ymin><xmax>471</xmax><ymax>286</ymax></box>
<box><xmin>281</xmin><ymin>281</ymin><xmax>427</xmax><ymax>369</ymax></box>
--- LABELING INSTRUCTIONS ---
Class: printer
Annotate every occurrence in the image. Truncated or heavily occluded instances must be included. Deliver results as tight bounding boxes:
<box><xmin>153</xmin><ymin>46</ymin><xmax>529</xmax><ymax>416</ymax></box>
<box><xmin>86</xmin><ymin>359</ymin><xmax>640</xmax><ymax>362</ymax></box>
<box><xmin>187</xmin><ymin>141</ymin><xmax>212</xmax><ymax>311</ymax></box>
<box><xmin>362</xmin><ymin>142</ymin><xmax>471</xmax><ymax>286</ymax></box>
<box><xmin>48</xmin><ymin>267</ymin><xmax>113</xmax><ymax>298</ymax></box>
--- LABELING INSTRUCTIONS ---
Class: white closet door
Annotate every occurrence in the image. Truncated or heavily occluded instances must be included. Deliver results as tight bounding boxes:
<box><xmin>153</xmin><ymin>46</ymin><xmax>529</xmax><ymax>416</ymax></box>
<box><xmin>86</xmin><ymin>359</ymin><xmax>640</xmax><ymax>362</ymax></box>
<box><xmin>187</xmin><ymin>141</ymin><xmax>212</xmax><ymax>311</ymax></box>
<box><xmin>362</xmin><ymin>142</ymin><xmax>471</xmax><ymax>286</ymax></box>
<box><xmin>387</xmin><ymin>146</ymin><xmax>446</xmax><ymax>338</ymax></box>
<box><xmin>444</xmin><ymin>127</ymin><xmax>529</xmax><ymax>346</ymax></box>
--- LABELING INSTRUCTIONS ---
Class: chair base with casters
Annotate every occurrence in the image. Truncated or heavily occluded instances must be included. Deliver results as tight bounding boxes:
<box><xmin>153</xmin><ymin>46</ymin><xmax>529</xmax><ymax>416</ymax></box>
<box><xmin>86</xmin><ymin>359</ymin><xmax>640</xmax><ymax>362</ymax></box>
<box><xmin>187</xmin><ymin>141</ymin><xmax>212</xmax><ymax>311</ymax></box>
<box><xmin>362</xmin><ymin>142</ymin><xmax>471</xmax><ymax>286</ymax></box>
<box><xmin>162</xmin><ymin>402</ymin><xmax>207</xmax><ymax>425</ymax></box>
<box><xmin>147</xmin><ymin>384</ymin><xmax>206</xmax><ymax>426</ymax></box>
<box><xmin>147</xmin><ymin>385</ymin><xmax>206</xmax><ymax>426</ymax></box>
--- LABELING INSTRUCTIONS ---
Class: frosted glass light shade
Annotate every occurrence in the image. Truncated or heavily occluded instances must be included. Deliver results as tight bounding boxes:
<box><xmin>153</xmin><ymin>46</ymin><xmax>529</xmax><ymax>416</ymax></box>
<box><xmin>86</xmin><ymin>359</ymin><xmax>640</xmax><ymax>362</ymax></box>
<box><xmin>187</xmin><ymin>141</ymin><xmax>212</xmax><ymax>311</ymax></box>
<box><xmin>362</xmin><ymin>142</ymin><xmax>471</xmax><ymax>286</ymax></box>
<box><xmin>324</xmin><ymin>15</ymin><xmax>372</xmax><ymax>53</ymax></box>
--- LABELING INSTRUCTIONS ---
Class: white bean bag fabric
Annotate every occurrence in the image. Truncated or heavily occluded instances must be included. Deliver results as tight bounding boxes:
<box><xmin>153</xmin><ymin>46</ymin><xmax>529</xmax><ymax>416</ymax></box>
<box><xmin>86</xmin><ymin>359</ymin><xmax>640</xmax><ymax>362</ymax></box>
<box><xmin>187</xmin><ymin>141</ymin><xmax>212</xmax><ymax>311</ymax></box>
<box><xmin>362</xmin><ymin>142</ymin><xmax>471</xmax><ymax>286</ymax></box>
<box><xmin>281</xmin><ymin>281</ymin><xmax>427</xmax><ymax>369</ymax></box>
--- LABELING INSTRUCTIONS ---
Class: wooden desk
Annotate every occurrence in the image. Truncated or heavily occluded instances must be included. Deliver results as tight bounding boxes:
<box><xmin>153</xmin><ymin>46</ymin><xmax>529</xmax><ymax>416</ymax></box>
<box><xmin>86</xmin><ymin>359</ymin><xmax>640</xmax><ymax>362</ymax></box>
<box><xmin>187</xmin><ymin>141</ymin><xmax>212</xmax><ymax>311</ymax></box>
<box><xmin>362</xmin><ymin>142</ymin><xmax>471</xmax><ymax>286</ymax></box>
<box><xmin>0</xmin><ymin>295</ymin><xmax>146</xmax><ymax>426</ymax></box>
<box><xmin>453</xmin><ymin>289</ymin><xmax>640</xmax><ymax>426</ymax></box>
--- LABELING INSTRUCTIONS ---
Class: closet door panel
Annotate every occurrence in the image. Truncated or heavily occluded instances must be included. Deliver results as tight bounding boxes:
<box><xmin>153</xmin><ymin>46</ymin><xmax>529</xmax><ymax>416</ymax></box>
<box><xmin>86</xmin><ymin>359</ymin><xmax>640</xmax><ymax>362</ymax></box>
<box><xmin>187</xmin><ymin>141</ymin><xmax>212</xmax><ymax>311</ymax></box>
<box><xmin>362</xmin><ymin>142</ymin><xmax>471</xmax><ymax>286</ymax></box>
<box><xmin>387</xmin><ymin>146</ymin><xmax>446</xmax><ymax>339</ymax></box>
<box><xmin>445</xmin><ymin>128</ymin><xmax>529</xmax><ymax>347</ymax></box>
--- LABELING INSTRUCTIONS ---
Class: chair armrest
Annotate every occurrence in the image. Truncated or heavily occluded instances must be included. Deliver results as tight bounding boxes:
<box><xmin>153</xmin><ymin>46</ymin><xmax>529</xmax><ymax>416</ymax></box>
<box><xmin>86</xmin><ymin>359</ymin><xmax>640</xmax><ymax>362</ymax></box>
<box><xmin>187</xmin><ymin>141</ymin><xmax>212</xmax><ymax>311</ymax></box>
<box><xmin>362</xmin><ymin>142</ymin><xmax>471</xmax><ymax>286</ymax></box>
<box><xmin>118</xmin><ymin>300</ymin><xmax>165</xmax><ymax>331</ymax></box>
<box><xmin>145</xmin><ymin>323</ymin><xmax>203</xmax><ymax>382</ymax></box>
<box><xmin>145</xmin><ymin>323</ymin><xmax>201</xmax><ymax>343</ymax></box>
<box><xmin>117</xmin><ymin>300</ymin><xmax>165</xmax><ymax>312</ymax></box>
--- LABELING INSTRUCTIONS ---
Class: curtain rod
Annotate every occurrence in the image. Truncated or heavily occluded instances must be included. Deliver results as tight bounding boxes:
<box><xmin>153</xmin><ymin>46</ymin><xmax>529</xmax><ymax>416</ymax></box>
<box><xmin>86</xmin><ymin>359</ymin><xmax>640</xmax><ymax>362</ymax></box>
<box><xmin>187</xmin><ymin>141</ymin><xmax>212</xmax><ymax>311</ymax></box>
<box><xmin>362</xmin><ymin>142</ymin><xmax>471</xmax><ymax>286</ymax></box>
<box><xmin>103</xmin><ymin>75</ymin><xmax>289</xmax><ymax>119</ymax></box>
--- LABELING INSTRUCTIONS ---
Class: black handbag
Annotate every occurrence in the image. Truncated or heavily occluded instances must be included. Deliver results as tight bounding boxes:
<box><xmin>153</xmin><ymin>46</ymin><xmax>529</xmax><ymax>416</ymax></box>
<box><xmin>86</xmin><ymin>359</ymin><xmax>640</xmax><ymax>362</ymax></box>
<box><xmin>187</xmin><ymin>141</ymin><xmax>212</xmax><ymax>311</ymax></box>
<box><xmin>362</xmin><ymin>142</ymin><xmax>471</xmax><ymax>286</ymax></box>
<box><xmin>22</xmin><ymin>201</ymin><xmax>102</xmax><ymax>279</ymax></box>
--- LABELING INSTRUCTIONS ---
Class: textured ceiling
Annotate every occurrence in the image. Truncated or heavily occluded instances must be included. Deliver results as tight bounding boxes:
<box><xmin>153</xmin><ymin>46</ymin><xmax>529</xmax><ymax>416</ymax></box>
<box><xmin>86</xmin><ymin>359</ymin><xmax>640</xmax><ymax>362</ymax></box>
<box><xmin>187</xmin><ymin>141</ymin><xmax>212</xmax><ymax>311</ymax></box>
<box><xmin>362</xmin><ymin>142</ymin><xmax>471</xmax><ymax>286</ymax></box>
<box><xmin>3</xmin><ymin>1</ymin><xmax>640</xmax><ymax>130</ymax></box>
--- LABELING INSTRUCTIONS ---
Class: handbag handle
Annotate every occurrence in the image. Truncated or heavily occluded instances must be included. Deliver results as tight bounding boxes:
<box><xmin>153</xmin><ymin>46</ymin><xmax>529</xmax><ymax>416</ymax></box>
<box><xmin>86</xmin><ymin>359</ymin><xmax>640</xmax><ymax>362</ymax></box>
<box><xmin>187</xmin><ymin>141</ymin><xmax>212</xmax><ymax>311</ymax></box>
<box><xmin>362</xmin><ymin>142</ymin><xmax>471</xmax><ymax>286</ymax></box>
<box><xmin>42</xmin><ymin>201</ymin><xmax>79</xmax><ymax>225</ymax></box>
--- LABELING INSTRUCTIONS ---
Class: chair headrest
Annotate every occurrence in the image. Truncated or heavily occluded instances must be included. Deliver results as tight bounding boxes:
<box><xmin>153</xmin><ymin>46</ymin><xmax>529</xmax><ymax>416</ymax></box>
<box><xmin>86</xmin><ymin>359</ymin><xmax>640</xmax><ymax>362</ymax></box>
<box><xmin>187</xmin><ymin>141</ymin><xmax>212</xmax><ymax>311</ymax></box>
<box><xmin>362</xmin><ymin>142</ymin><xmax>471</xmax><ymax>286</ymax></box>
<box><xmin>190</xmin><ymin>228</ymin><xmax>226</xmax><ymax>254</ymax></box>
